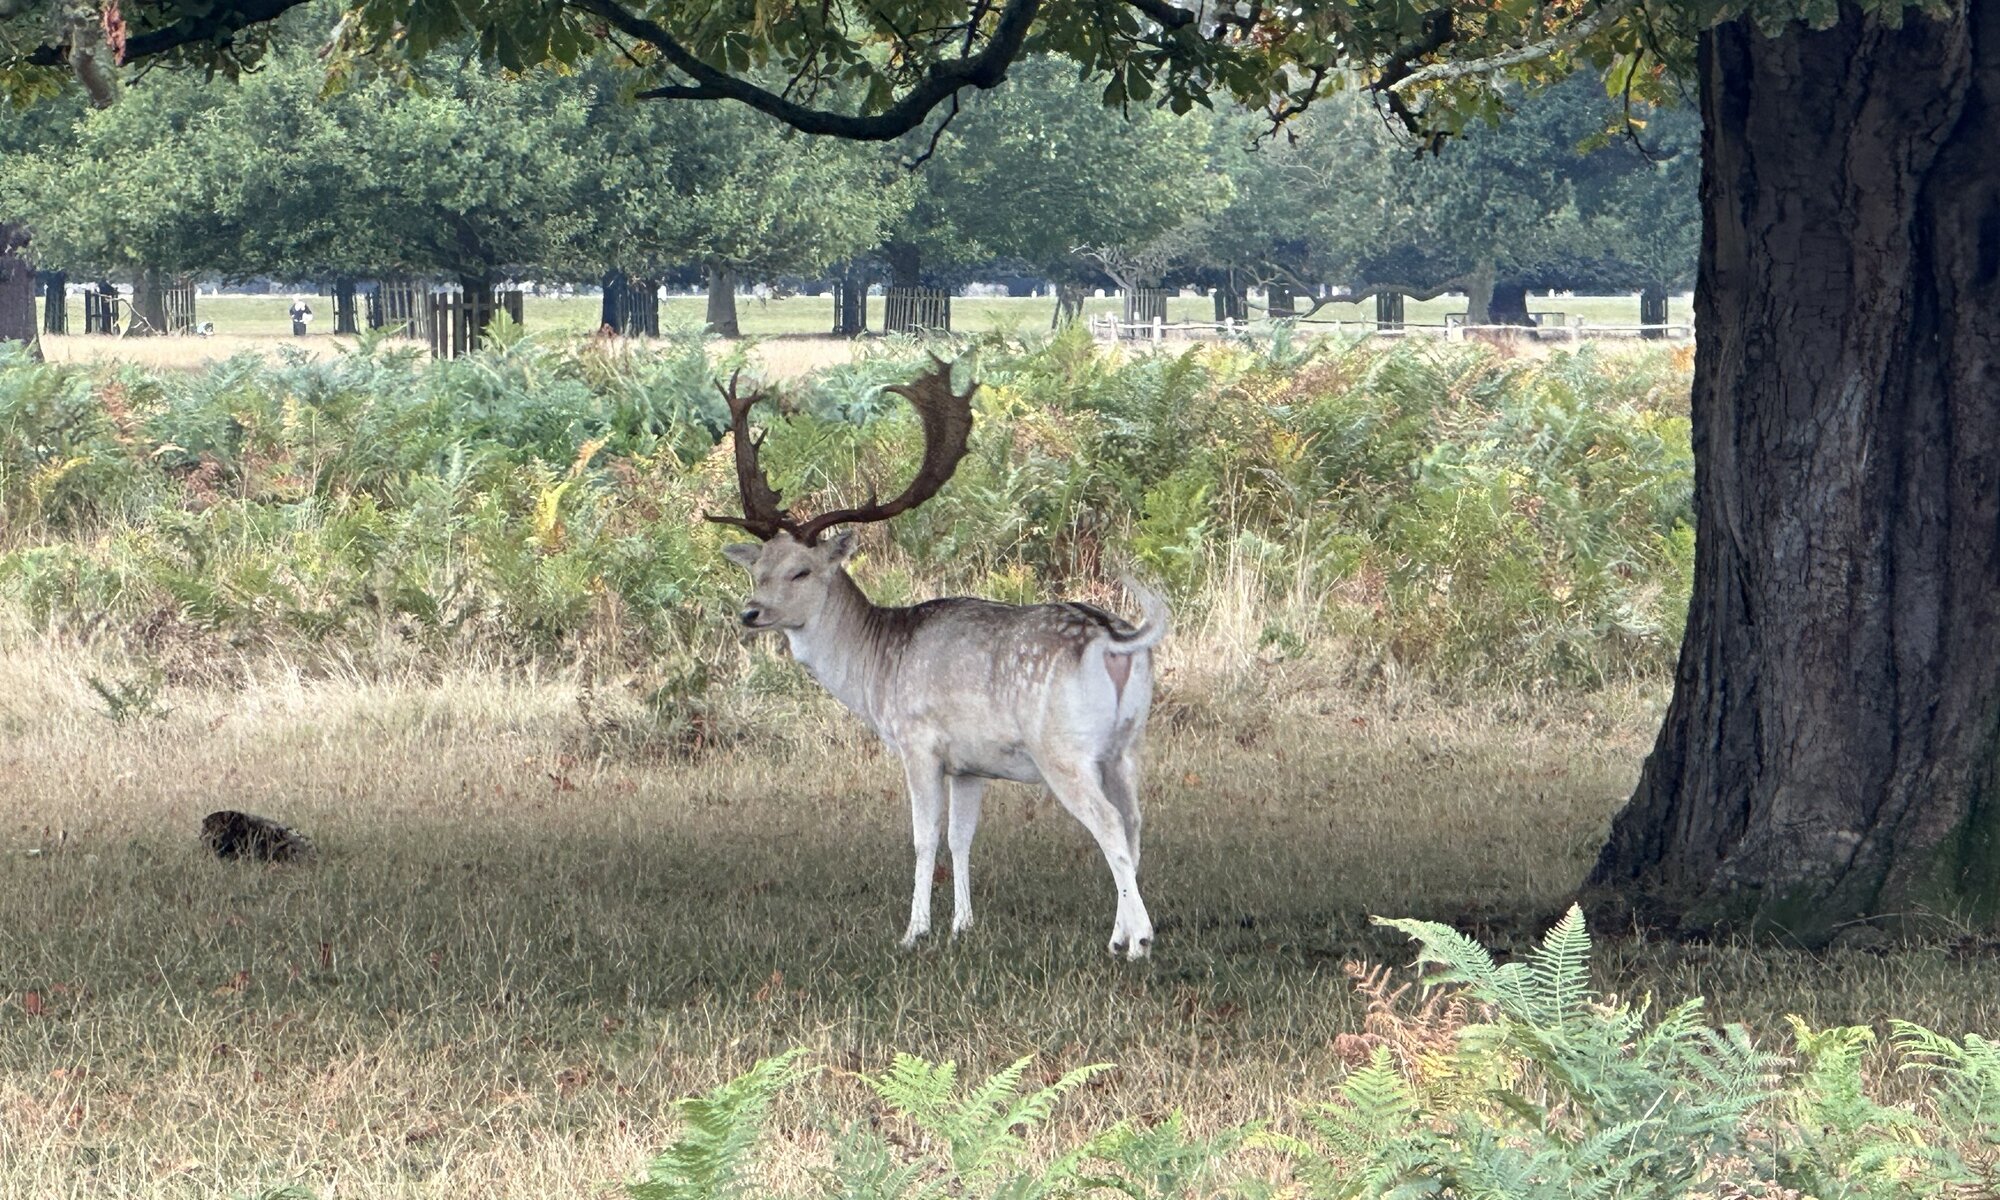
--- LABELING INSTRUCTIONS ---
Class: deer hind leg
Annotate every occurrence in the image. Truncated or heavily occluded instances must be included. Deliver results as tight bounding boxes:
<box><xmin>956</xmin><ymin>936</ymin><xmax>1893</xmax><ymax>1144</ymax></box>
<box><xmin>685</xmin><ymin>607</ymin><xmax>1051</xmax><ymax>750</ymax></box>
<box><xmin>1039</xmin><ymin>756</ymin><xmax>1152</xmax><ymax>960</ymax></box>
<box><xmin>947</xmin><ymin>775</ymin><xmax>987</xmax><ymax>938</ymax></box>
<box><xmin>900</xmin><ymin>755</ymin><xmax>948</xmax><ymax>950</ymax></box>
<box><xmin>1099</xmin><ymin>749</ymin><xmax>1143</xmax><ymax>871</ymax></box>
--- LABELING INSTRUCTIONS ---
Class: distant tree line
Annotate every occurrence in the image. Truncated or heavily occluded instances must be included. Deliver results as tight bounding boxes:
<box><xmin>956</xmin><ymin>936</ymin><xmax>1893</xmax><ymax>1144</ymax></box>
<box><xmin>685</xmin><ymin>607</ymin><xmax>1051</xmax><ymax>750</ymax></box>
<box><xmin>0</xmin><ymin>16</ymin><xmax>1695</xmax><ymax>343</ymax></box>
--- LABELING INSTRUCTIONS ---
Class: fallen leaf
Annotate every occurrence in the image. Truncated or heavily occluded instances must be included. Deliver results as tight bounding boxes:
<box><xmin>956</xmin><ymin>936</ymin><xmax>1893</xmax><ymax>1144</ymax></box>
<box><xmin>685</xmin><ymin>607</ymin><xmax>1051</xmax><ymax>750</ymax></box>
<box><xmin>21</xmin><ymin>991</ymin><xmax>46</xmax><ymax>1016</ymax></box>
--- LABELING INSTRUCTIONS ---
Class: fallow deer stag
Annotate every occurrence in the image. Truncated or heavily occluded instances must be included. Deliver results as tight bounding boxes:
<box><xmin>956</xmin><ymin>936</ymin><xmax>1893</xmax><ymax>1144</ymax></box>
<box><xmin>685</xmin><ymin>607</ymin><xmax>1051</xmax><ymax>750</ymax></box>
<box><xmin>711</xmin><ymin>359</ymin><xmax>1167</xmax><ymax>959</ymax></box>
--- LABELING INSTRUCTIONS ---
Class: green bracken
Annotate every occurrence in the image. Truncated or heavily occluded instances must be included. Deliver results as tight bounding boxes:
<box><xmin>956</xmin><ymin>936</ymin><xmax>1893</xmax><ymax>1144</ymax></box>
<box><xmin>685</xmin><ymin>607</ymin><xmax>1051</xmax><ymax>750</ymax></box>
<box><xmin>0</xmin><ymin>328</ymin><xmax>1694</xmax><ymax>691</ymax></box>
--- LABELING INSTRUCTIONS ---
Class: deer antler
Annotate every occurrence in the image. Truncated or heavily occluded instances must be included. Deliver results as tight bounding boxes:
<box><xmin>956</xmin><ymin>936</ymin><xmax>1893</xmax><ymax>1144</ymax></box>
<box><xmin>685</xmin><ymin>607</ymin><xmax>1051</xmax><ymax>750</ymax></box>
<box><xmin>703</xmin><ymin>371</ymin><xmax>792</xmax><ymax>540</ymax></box>
<box><xmin>790</xmin><ymin>357</ymin><xmax>976</xmax><ymax>546</ymax></box>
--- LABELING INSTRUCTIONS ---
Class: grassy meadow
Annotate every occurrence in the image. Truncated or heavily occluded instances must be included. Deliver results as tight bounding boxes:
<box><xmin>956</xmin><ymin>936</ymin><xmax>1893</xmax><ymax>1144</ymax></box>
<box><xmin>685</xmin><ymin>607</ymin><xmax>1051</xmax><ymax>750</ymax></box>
<box><xmin>35</xmin><ymin>290</ymin><xmax>1695</xmax><ymax>371</ymax></box>
<box><xmin>2</xmin><ymin>329</ymin><xmax>1994</xmax><ymax>1198</ymax></box>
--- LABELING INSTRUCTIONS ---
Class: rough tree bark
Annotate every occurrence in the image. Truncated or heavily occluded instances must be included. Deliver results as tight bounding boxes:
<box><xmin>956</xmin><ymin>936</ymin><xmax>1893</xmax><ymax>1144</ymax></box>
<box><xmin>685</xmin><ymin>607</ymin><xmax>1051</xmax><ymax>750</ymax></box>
<box><xmin>705</xmin><ymin>264</ymin><xmax>740</xmax><ymax>337</ymax></box>
<box><xmin>1589</xmin><ymin>1</ymin><xmax>2000</xmax><ymax>941</ymax></box>
<box><xmin>0</xmin><ymin>222</ymin><xmax>38</xmax><ymax>358</ymax></box>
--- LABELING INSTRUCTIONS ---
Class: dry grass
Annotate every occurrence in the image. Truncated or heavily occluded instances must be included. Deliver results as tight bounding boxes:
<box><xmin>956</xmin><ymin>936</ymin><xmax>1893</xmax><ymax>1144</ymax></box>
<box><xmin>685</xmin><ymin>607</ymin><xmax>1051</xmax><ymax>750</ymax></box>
<box><xmin>2</xmin><ymin>580</ymin><xmax>1996</xmax><ymax>1198</ymax></box>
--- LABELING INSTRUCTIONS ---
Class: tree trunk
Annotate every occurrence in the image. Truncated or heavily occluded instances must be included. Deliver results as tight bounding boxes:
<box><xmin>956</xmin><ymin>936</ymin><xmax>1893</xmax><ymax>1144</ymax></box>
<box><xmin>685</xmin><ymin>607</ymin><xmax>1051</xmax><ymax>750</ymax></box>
<box><xmin>42</xmin><ymin>270</ymin><xmax>67</xmax><ymax>335</ymax></box>
<box><xmin>1214</xmin><ymin>279</ymin><xmax>1248</xmax><ymax>323</ymax></box>
<box><xmin>129</xmin><ymin>267</ymin><xmax>168</xmax><ymax>337</ymax></box>
<box><xmin>885</xmin><ymin>241</ymin><xmax>922</xmax><ymax>290</ymax></box>
<box><xmin>1488</xmin><ymin>280</ymin><xmax>1532</xmax><ymax>325</ymax></box>
<box><xmin>1267</xmin><ymin>283</ymin><xmax>1297</xmax><ymax>318</ymax></box>
<box><xmin>1588</xmin><ymin>2</ymin><xmax>2000</xmax><ymax>941</ymax></box>
<box><xmin>600</xmin><ymin>270</ymin><xmax>658</xmax><ymax>336</ymax></box>
<box><xmin>333</xmin><ymin>278</ymin><xmax>359</xmax><ymax>335</ymax></box>
<box><xmin>705</xmin><ymin>264</ymin><xmax>740</xmax><ymax>337</ymax></box>
<box><xmin>1639</xmin><ymin>284</ymin><xmax>1670</xmax><ymax>339</ymax></box>
<box><xmin>600</xmin><ymin>269</ymin><xmax>627</xmax><ymax>334</ymax></box>
<box><xmin>1463</xmin><ymin>259</ymin><xmax>1496</xmax><ymax>324</ymax></box>
<box><xmin>834</xmin><ymin>265</ymin><xmax>869</xmax><ymax>337</ymax></box>
<box><xmin>0</xmin><ymin>223</ymin><xmax>38</xmax><ymax>359</ymax></box>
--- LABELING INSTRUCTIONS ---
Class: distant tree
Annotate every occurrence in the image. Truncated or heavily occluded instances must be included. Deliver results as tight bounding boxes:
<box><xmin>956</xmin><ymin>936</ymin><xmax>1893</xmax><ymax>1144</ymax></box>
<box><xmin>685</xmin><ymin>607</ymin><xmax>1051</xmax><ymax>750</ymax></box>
<box><xmin>343</xmin><ymin>61</ymin><xmax>589</xmax><ymax>338</ymax></box>
<box><xmin>0</xmin><ymin>88</ymin><xmax>80</xmax><ymax>353</ymax></box>
<box><xmin>570</xmin><ymin>62</ymin><xmax>908</xmax><ymax>337</ymax></box>
<box><xmin>1559</xmin><ymin>105</ymin><xmax>1702</xmax><ymax>317</ymax></box>
<box><xmin>2</xmin><ymin>70</ymin><xmax>237</xmax><ymax>334</ymax></box>
<box><xmin>900</xmin><ymin>56</ymin><xmax>1225</xmax><ymax>322</ymax></box>
<box><xmin>1199</xmin><ymin>77</ymin><xmax>1696</xmax><ymax>324</ymax></box>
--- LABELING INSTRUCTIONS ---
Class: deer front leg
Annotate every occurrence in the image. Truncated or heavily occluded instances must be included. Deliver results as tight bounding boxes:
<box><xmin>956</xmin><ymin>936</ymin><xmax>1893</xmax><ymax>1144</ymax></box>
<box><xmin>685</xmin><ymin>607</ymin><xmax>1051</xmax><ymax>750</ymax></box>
<box><xmin>947</xmin><ymin>775</ymin><xmax>987</xmax><ymax>938</ymax></box>
<box><xmin>900</xmin><ymin>755</ymin><xmax>948</xmax><ymax>950</ymax></box>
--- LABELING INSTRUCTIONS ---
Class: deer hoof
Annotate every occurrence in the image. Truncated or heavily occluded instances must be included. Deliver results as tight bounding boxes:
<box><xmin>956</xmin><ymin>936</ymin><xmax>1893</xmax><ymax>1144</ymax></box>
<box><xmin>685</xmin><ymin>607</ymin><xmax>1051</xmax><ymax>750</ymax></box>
<box><xmin>898</xmin><ymin>929</ymin><xmax>929</xmax><ymax>952</ymax></box>
<box><xmin>1110</xmin><ymin>932</ymin><xmax>1152</xmax><ymax>960</ymax></box>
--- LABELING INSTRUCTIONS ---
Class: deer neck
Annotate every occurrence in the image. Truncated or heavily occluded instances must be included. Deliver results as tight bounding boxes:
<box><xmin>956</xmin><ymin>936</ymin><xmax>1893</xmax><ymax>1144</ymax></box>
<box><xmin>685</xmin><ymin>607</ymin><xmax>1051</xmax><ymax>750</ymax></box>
<box><xmin>784</xmin><ymin>569</ymin><xmax>892</xmax><ymax>722</ymax></box>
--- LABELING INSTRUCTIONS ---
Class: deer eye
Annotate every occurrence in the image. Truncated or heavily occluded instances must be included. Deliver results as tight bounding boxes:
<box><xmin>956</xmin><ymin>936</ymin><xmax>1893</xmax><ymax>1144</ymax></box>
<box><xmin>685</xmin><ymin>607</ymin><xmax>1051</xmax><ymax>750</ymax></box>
<box><xmin>790</xmin><ymin>569</ymin><xmax>811</xmax><ymax>581</ymax></box>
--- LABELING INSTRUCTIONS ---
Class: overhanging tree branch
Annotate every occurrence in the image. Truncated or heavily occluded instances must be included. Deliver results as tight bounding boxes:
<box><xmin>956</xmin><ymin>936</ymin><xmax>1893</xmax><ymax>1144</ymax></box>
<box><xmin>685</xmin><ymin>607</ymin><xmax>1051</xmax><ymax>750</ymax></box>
<box><xmin>575</xmin><ymin>0</ymin><xmax>1043</xmax><ymax>140</ymax></box>
<box><xmin>23</xmin><ymin>0</ymin><xmax>314</xmax><ymax>69</ymax></box>
<box><xmin>1386</xmin><ymin>0</ymin><xmax>1639</xmax><ymax>91</ymax></box>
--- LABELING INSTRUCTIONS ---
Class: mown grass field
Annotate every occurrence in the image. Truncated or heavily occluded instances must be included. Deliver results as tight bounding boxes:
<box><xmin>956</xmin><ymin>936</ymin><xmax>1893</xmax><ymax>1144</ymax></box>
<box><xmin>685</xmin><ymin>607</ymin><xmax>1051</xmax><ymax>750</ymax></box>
<box><xmin>2</xmin><ymin>331</ymin><xmax>1991</xmax><ymax>1198</ymax></box>
<box><xmin>36</xmin><ymin>291</ymin><xmax>1695</xmax><ymax>370</ymax></box>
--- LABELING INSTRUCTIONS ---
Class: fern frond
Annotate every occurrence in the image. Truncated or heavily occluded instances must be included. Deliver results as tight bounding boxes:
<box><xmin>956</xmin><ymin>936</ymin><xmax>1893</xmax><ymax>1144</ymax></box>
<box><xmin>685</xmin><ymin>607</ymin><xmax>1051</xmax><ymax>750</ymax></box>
<box><xmin>1079</xmin><ymin>1114</ymin><xmax>1252</xmax><ymax>1200</ymax></box>
<box><xmin>626</xmin><ymin>1048</ymin><xmax>813</xmax><ymax>1200</ymax></box>
<box><xmin>1525</xmin><ymin>904</ymin><xmax>1594</xmax><ymax>1026</ymax></box>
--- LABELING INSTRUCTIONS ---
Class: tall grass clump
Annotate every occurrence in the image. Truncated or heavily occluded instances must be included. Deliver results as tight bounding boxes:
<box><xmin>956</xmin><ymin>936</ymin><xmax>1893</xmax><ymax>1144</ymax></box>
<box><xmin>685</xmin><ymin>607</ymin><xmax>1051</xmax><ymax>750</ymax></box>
<box><xmin>0</xmin><ymin>329</ymin><xmax>1692</xmax><ymax>689</ymax></box>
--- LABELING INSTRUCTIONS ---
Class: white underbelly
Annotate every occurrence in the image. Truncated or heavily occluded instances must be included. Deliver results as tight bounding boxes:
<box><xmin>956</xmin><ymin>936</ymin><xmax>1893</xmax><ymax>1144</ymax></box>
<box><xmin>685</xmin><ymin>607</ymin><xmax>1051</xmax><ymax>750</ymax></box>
<box><xmin>944</xmin><ymin>743</ymin><xmax>1041</xmax><ymax>784</ymax></box>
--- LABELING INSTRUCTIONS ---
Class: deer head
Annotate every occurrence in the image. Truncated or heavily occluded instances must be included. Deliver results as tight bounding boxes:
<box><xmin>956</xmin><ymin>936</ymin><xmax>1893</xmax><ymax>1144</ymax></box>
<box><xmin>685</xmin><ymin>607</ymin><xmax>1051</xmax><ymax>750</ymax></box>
<box><xmin>712</xmin><ymin>357</ymin><xmax>976</xmax><ymax>630</ymax></box>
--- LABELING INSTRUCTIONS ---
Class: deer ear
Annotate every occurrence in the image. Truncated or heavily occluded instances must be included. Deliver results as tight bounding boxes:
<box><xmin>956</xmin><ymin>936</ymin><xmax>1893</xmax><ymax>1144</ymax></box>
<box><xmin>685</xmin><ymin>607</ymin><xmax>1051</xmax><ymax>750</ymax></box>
<box><xmin>823</xmin><ymin>529</ymin><xmax>859</xmax><ymax>563</ymax></box>
<box><xmin>721</xmin><ymin>541</ymin><xmax>762</xmax><ymax>569</ymax></box>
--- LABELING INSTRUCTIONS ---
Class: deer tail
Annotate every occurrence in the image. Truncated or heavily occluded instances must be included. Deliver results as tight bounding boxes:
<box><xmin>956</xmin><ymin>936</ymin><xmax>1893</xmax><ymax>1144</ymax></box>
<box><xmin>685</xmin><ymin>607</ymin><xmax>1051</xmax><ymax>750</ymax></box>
<box><xmin>1103</xmin><ymin>575</ymin><xmax>1170</xmax><ymax>653</ymax></box>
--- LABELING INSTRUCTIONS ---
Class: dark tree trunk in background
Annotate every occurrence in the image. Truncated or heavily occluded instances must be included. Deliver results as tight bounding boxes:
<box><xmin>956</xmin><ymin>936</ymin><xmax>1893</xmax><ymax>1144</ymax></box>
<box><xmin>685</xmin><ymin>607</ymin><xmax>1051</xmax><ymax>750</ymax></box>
<box><xmin>885</xmin><ymin>241</ymin><xmax>922</xmax><ymax>289</ymax></box>
<box><xmin>333</xmin><ymin>279</ymin><xmax>359</xmax><ymax>335</ymax></box>
<box><xmin>1488</xmin><ymin>280</ymin><xmax>1533</xmax><ymax>325</ymax></box>
<box><xmin>834</xmin><ymin>265</ymin><xmax>869</xmax><ymax>337</ymax></box>
<box><xmin>600</xmin><ymin>271</ymin><xmax>658</xmax><ymax>336</ymax></box>
<box><xmin>1640</xmin><ymin>284</ymin><xmax>1670</xmax><ymax>339</ymax></box>
<box><xmin>600</xmin><ymin>270</ymin><xmax>628</xmax><ymax>333</ymax></box>
<box><xmin>705</xmin><ymin>264</ymin><xmax>740</xmax><ymax>337</ymax></box>
<box><xmin>43</xmin><ymin>270</ymin><xmax>67</xmax><ymax>334</ymax></box>
<box><xmin>129</xmin><ymin>267</ymin><xmax>169</xmax><ymax>336</ymax></box>
<box><xmin>1589</xmin><ymin>2</ymin><xmax>2000</xmax><ymax>941</ymax></box>
<box><xmin>1214</xmin><ymin>281</ymin><xmax>1248</xmax><ymax>323</ymax></box>
<box><xmin>0</xmin><ymin>223</ymin><xmax>37</xmax><ymax>358</ymax></box>
<box><xmin>1463</xmin><ymin>260</ymin><xmax>1496</xmax><ymax>324</ymax></box>
<box><xmin>1267</xmin><ymin>283</ymin><xmax>1297</xmax><ymax>318</ymax></box>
